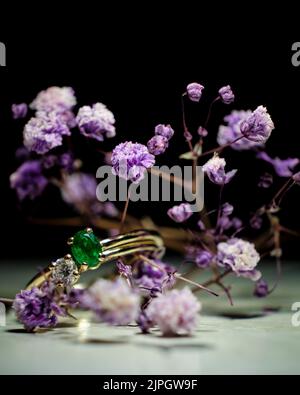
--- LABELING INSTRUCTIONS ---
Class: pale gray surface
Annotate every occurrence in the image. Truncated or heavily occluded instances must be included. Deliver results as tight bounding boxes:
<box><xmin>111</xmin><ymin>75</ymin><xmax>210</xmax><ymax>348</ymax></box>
<box><xmin>0</xmin><ymin>260</ymin><xmax>300</xmax><ymax>375</ymax></box>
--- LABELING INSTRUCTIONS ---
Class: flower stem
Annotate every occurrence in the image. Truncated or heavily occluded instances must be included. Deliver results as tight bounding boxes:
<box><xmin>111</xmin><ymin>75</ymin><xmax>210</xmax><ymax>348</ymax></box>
<box><xmin>119</xmin><ymin>184</ymin><xmax>131</xmax><ymax>233</ymax></box>
<box><xmin>196</xmin><ymin>136</ymin><xmax>244</xmax><ymax>159</ymax></box>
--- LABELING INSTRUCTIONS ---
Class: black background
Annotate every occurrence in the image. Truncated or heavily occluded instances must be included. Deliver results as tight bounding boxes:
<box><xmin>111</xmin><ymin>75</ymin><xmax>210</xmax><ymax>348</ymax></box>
<box><xmin>1</xmin><ymin>13</ymin><xmax>300</xmax><ymax>260</ymax></box>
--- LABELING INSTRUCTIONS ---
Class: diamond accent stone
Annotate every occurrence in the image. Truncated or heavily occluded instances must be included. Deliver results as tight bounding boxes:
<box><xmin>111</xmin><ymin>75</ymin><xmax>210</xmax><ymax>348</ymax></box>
<box><xmin>51</xmin><ymin>256</ymin><xmax>77</xmax><ymax>286</ymax></box>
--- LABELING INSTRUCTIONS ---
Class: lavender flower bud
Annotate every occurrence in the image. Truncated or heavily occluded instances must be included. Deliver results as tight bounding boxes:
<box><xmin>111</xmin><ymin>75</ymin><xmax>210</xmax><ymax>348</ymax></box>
<box><xmin>222</xmin><ymin>202</ymin><xmax>234</xmax><ymax>216</ymax></box>
<box><xmin>186</xmin><ymin>82</ymin><xmax>204</xmax><ymax>102</ymax></box>
<box><xmin>202</xmin><ymin>155</ymin><xmax>237</xmax><ymax>185</ymax></box>
<box><xmin>184</xmin><ymin>130</ymin><xmax>193</xmax><ymax>141</ymax></box>
<box><xmin>12</xmin><ymin>103</ymin><xmax>28</xmax><ymax>119</ymax></box>
<box><xmin>147</xmin><ymin>135</ymin><xmax>169</xmax><ymax>155</ymax></box>
<box><xmin>197</xmin><ymin>219</ymin><xmax>206</xmax><ymax>230</ymax></box>
<box><xmin>254</xmin><ymin>279</ymin><xmax>269</xmax><ymax>298</ymax></box>
<box><xmin>154</xmin><ymin>124</ymin><xmax>174</xmax><ymax>141</ymax></box>
<box><xmin>167</xmin><ymin>203</ymin><xmax>193</xmax><ymax>223</ymax></box>
<box><xmin>218</xmin><ymin>85</ymin><xmax>235</xmax><ymax>104</ymax></box>
<box><xmin>197</xmin><ymin>126</ymin><xmax>208</xmax><ymax>137</ymax></box>
<box><xmin>250</xmin><ymin>215</ymin><xmax>263</xmax><ymax>230</ymax></box>
<box><xmin>195</xmin><ymin>250</ymin><xmax>213</xmax><ymax>268</ymax></box>
<box><xmin>293</xmin><ymin>171</ymin><xmax>300</xmax><ymax>184</ymax></box>
<box><xmin>258</xmin><ymin>173</ymin><xmax>273</xmax><ymax>188</ymax></box>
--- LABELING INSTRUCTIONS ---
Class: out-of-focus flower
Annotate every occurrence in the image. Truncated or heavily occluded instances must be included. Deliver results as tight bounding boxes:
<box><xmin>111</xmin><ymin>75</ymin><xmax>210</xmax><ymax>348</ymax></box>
<box><xmin>186</xmin><ymin>82</ymin><xmax>204</xmax><ymax>102</ymax></box>
<box><xmin>111</xmin><ymin>142</ymin><xmax>155</xmax><ymax>183</ymax></box>
<box><xmin>116</xmin><ymin>260</ymin><xmax>132</xmax><ymax>278</ymax></box>
<box><xmin>30</xmin><ymin>86</ymin><xmax>76</xmax><ymax>112</ymax></box>
<box><xmin>61</xmin><ymin>172</ymin><xmax>104</xmax><ymax>216</ymax></box>
<box><xmin>217</xmin><ymin>110</ymin><xmax>263</xmax><ymax>150</ymax></box>
<box><xmin>197</xmin><ymin>126</ymin><xmax>208</xmax><ymax>137</ymax></box>
<box><xmin>186</xmin><ymin>246</ymin><xmax>213</xmax><ymax>268</ymax></box>
<box><xmin>23</xmin><ymin>112</ymin><xmax>70</xmax><ymax>154</ymax></box>
<box><xmin>257</xmin><ymin>152</ymin><xmax>299</xmax><ymax>177</ymax></box>
<box><xmin>250</xmin><ymin>215</ymin><xmax>263</xmax><ymax>230</ymax></box>
<box><xmin>197</xmin><ymin>219</ymin><xmax>206</xmax><ymax>230</ymax></box>
<box><xmin>240</xmin><ymin>106</ymin><xmax>274</xmax><ymax>144</ymax></box>
<box><xmin>137</xmin><ymin>311</ymin><xmax>153</xmax><ymax>333</ymax></box>
<box><xmin>12</xmin><ymin>103</ymin><xmax>28</xmax><ymax>119</ymax></box>
<box><xmin>202</xmin><ymin>155</ymin><xmax>237</xmax><ymax>185</ymax></box>
<box><xmin>41</xmin><ymin>152</ymin><xmax>74</xmax><ymax>172</ymax></box>
<box><xmin>258</xmin><ymin>172</ymin><xmax>273</xmax><ymax>188</ymax></box>
<box><xmin>146</xmin><ymin>288</ymin><xmax>201</xmax><ymax>336</ymax></box>
<box><xmin>81</xmin><ymin>278</ymin><xmax>140</xmax><ymax>325</ymax></box>
<box><xmin>222</xmin><ymin>202</ymin><xmax>234</xmax><ymax>216</ymax></box>
<box><xmin>293</xmin><ymin>171</ymin><xmax>300</xmax><ymax>184</ymax></box>
<box><xmin>10</xmin><ymin>160</ymin><xmax>48</xmax><ymax>200</ymax></box>
<box><xmin>167</xmin><ymin>203</ymin><xmax>193</xmax><ymax>223</ymax></box>
<box><xmin>147</xmin><ymin>135</ymin><xmax>169</xmax><ymax>155</ymax></box>
<box><xmin>15</xmin><ymin>147</ymin><xmax>30</xmax><ymax>162</ymax></box>
<box><xmin>133</xmin><ymin>258</ymin><xmax>176</xmax><ymax>296</ymax></box>
<box><xmin>218</xmin><ymin>85</ymin><xmax>235</xmax><ymax>104</ymax></box>
<box><xmin>254</xmin><ymin>279</ymin><xmax>269</xmax><ymax>297</ymax></box>
<box><xmin>184</xmin><ymin>130</ymin><xmax>193</xmax><ymax>141</ymax></box>
<box><xmin>76</xmin><ymin>103</ymin><xmax>116</xmax><ymax>141</ymax></box>
<box><xmin>154</xmin><ymin>124</ymin><xmax>174</xmax><ymax>140</ymax></box>
<box><xmin>13</xmin><ymin>282</ymin><xmax>67</xmax><ymax>332</ymax></box>
<box><xmin>217</xmin><ymin>238</ymin><xmax>261</xmax><ymax>281</ymax></box>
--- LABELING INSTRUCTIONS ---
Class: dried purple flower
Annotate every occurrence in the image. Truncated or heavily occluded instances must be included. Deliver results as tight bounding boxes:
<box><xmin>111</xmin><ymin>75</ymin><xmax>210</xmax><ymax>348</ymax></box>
<box><xmin>12</xmin><ymin>103</ymin><xmax>28</xmax><ymax>119</ymax></box>
<box><xmin>254</xmin><ymin>279</ymin><xmax>269</xmax><ymax>298</ymax></box>
<box><xmin>186</xmin><ymin>82</ymin><xmax>204</xmax><ymax>102</ymax></box>
<box><xmin>222</xmin><ymin>202</ymin><xmax>234</xmax><ymax>216</ymax></box>
<box><xmin>240</xmin><ymin>106</ymin><xmax>274</xmax><ymax>144</ymax></box>
<box><xmin>202</xmin><ymin>155</ymin><xmax>237</xmax><ymax>185</ymax></box>
<box><xmin>137</xmin><ymin>310</ymin><xmax>153</xmax><ymax>333</ymax></box>
<box><xmin>76</xmin><ymin>103</ymin><xmax>116</xmax><ymax>142</ymax></box>
<box><xmin>61</xmin><ymin>172</ymin><xmax>102</xmax><ymax>216</ymax></box>
<box><xmin>217</xmin><ymin>238</ymin><xmax>261</xmax><ymax>281</ymax></box>
<box><xmin>13</xmin><ymin>285</ymin><xmax>62</xmax><ymax>332</ymax></box>
<box><xmin>23</xmin><ymin>112</ymin><xmax>70</xmax><ymax>154</ymax></box>
<box><xmin>250</xmin><ymin>215</ymin><xmax>263</xmax><ymax>230</ymax></box>
<box><xmin>184</xmin><ymin>130</ymin><xmax>193</xmax><ymax>141</ymax></box>
<box><xmin>258</xmin><ymin>172</ymin><xmax>273</xmax><ymax>188</ymax></box>
<box><xmin>257</xmin><ymin>152</ymin><xmax>299</xmax><ymax>177</ymax></box>
<box><xmin>116</xmin><ymin>260</ymin><xmax>132</xmax><ymax>278</ymax></box>
<box><xmin>81</xmin><ymin>278</ymin><xmax>140</xmax><ymax>325</ymax></box>
<box><xmin>154</xmin><ymin>124</ymin><xmax>174</xmax><ymax>140</ymax></box>
<box><xmin>293</xmin><ymin>171</ymin><xmax>300</xmax><ymax>184</ymax></box>
<box><xmin>193</xmin><ymin>249</ymin><xmax>213</xmax><ymax>268</ymax></box>
<box><xmin>15</xmin><ymin>146</ymin><xmax>30</xmax><ymax>162</ymax></box>
<box><xmin>30</xmin><ymin>86</ymin><xmax>76</xmax><ymax>112</ymax></box>
<box><xmin>146</xmin><ymin>288</ymin><xmax>201</xmax><ymax>336</ymax></box>
<box><xmin>10</xmin><ymin>160</ymin><xmax>48</xmax><ymax>200</ymax></box>
<box><xmin>231</xmin><ymin>217</ymin><xmax>243</xmax><ymax>230</ymax></box>
<box><xmin>217</xmin><ymin>110</ymin><xmax>263</xmax><ymax>150</ymax></box>
<box><xmin>111</xmin><ymin>141</ymin><xmax>155</xmax><ymax>183</ymax></box>
<box><xmin>147</xmin><ymin>135</ymin><xmax>169</xmax><ymax>155</ymax></box>
<box><xmin>197</xmin><ymin>126</ymin><xmax>208</xmax><ymax>137</ymax></box>
<box><xmin>167</xmin><ymin>203</ymin><xmax>193</xmax><ymax>223</ymax></box>
<box><xmin>218</xmin><ymin>85</ymin><xmax>235</xmax><ymax>104</ymax></box>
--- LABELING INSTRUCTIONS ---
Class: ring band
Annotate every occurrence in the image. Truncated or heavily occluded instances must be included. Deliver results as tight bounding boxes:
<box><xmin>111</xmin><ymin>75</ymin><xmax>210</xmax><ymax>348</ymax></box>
<box><xmin>26</xmin><ymin>229</ymin><xmax>165</xmax><ymax>290</ymax></box>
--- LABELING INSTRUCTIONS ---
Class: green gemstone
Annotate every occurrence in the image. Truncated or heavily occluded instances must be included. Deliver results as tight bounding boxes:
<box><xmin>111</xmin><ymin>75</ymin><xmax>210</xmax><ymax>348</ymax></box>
<box><xmin>71</xmin><ymin>230</ymin><xmax>102</xmax><ymax>268</ymax></box>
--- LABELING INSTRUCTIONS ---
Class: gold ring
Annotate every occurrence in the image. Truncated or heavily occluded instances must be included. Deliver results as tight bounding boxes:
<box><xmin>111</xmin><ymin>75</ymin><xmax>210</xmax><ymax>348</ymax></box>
<box><xmin>26</xmin><ymin>228</ymin><xmax>165</xmax><ymax>290</ymax></box>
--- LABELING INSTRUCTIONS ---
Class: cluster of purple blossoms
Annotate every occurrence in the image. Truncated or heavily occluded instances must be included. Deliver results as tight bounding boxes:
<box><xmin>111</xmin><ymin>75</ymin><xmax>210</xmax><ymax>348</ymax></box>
<box><xmin>23</xmin><ymin>111</ymin><xmax>71</xmax><ymax>154</ymax></box>
<box><xmin>186</xmin><ymin>82</ymin><xmax>205</xmax><ymax>102</ymax></box>
<box><xmin>257</xmin><ymin>152</ymin><xmax>299</xmax><ymax>177</ymax></box>
<box><xmin>81</xmin><ymin>278</ymin><xmax>140</xmax><ymax>325</ymax></box>
<box><xmin>111</xmin><ymin>141</ymin><xmax>155</xmax><ymax>183</ymax></box>
<box><xmin>133</xmin><ymin>259</ymin><xmax>176</xmax><ymax>296</ymax></box>
<box><xmin>30</xmin><ymin>86</ymin><xmax>77</xmax><ymax>113</ymax></box>
<box><xmin>216</xmin><ymin>238</ymin><xmax>261</xmax><ymax>281</ymax></box>
<box><xmin>217</xmin><ymin>110</ymin><xmax>263</xmax><ymax>150</ymax></box>
<box><xmin>145</xmin><ymin>288</ymin><xmax>201</xmax><ymax>336</ymax></box>
<box><xmin>218</xmin><ymin>85</ymin><xmax>235</xmax><ymax>104</ymax></box>
<box><xmin>13</xmin><ymin>282</ymin><xmax>68</xmax><ymax>332</ymax></box>
<box><xmin>147</xmin><ymin>124</ymin><xmax>174</xmax><ymax>155</ymax></box>
<box><xmin>202</xmin><ymin>155</ymin><xmax>237</xmax><ymax>185</ymax></box>
<box><xmin>12</xmin><ymin>103</ymin><xmax>28</xmax><ymax>119</ymax></box>
<box><xmin>61</xmin><ymin>172</ymin><xmax>117</xmax><ymax>217</ymax></box>
<box><xmin>76</xmin><ymin>103</ymin><xmax>116</xmax><ymax>142</ymax></box>
<box><xmin>167</xmin><ymin>203</ymin><xmax>193</xmax><ymax>223</ymax></box>
<box><xmin>240</xmin><ymin>106</ymin><xmax>275</xmax><ymax>144</ymax></box>
<box><xmin>10</xmin><ymin>160</ymin><xmax>48</xmax><ymax>200</ymax></box>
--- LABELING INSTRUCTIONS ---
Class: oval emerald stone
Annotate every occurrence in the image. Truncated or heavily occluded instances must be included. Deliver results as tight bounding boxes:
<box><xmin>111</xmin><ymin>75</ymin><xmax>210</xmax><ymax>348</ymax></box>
<box><xmin>71</xmin><ymin>230</ymin><xmax>102</xmax><ymax>268</ymax></box>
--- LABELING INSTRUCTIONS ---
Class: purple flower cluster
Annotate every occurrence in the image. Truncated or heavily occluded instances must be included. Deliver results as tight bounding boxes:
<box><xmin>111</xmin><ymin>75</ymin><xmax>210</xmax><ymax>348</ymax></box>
<box><xmin>145</xmin><ymin>288</ymin><xmax>201</xmax><ymax>336</ymax></box>
<box><xmin>111</xmin><ymin>141</ymin><xmax>155</xmax><ymax>183</ymax></box>
<box><xmin>76</xmin><ymin>103</ymin><xmax>116</xmax><ymax>142</ymax></box>
<box><xmin>30</xmin><ymin>86</ymin><xmax>76</xmax><ymax>113</ymax></box>
<box><xmin>202</xmin><ymin>155</ymin><xmax>237</xmax><ymax>185</ymax></box>
<box><xmin>23</xmin><ymin>112</ymin><xmax>71</xmax><ymax>154</ymax></box>
<box><xmin>240</xmin><ymin>106</ymin><xmax>274</xmax><ymax>144</ymax></box>
<box><xmin>186</xmin><ymin>82</ymin><xmax>204</xmax><ymax>102</ymax></box>
<box><xmin>147</xmin><ymin>124</ymin><xmax>174</xmax><ymax>155</ymax></box>
<box><xmin>10</xmin><ymin>160</ymin><xmax>48</xmax><ymax>200</ymax></box>
<box><xmin>257</xmin><ymin>152</ymin><xmax>299</xmax><ymax>177</ymax></box>
<box><xmin>217</xmin><ymin>110</ymin><xmax>263</xmax><ymax>150</ymax></box>
<box><xmin>13</xmin><ymin>282</ymin><xmax>68</xmax><ymax>332</ymax></box>
<box><xmin>216</xmin><ymin>238</ymin><xmax>261</xmax><ymax>281</ymax></box>
<box><xmin>81</xmin><ymin>278</ymin><xmax>140</xmax><ymax>325</ymax></box>
<box><xmin>167</xmin><ymin>203</ymin><xmax>193</xmax><ymax>223</ymax></box>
